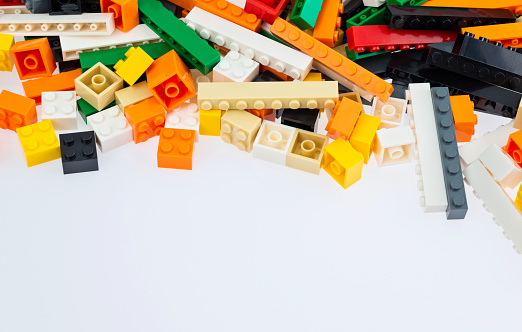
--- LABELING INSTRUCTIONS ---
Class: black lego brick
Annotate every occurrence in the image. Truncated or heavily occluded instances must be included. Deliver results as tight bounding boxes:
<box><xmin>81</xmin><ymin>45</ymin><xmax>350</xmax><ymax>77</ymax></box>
<box><xmin>59</xmin><ymin>131</ymin><xmax>99</xmax><ymax>174</ymax></box>
<box><xmin>255</xmin><ymin>70</ymin><xmax>284</xmax><ymax>83</ymax></box>
<box><xmin>58</xmin><ymin>59</ymin><xmax>81</xmax><ymax>73</ymax></box>
<box><xmin>81</xmin><ymin>0</ymin><xmax>100</xmax><ymax>12</ymax></box>
<box><xmin>430</xmin><ymin>87</ymin><xmax>467</xmax><ymax>219</ymax></box>
<box><xmin>281</xmin><ymin>109</ymin><xmax>320</xmax><ymax>132</ymax></box>
<box><xmin>353</xmin><ymin>51</ymin><xmax>392</xmax><ymax>78</ymax></box>
<box><xmin>25</xmin><ymin>0</ymin><xmax>49</xmax><ymax>13</ymax></box>
<box><xmin>340</xmin><ymin>0</ymin><xmax>364</xmax><ymax>31</ymax></box>
<box><xmin>391</xmin><ymin>79</ymin><xmax>409</xmax><ymax>99</ymax></box>
<box><xmin>48</xmin><ymin>0</ymin><xmax>82</xmax><ymax>14</ymax></box>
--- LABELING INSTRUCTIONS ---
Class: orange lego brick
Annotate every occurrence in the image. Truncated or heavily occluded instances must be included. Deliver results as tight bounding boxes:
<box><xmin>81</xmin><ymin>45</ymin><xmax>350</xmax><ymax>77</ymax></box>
<box><xmin>10</xmin><ymin>38</ymin><xmax>56</xmax><ymax>80</ymax></box>
<box><xmin>157</xmin><ymin>128</ymin><xmax>195</xmax><ymax>170</ymax></box>
<box><xmin>450</xmin><ymin>95</ymin><xmax>477</xmax><ymax>143</ymax></box>
<box><xmin>312</xmin><ymin>0</ymin><xmax>343</xmax><ymax>47</ymax></box>
<box><xmin>0</xmin><ymin>90</ymin><xmax>37</xmax><ymax>132</ymax></box>
<box><xmin>325</xmin><ymin>97</ymin><xmax>362</xmax><ymax>140</ymax></box>
<box><xmin>505</xmin><ymin>130</ymin><xmax>522</xmax><ymax>167</ymax></box>
<box><xmin>462</xmin><ymin>22</ymin><xmax>522</xmax><ymax>48</ymax></box>
<box><xmin>125</xmin><ymin>98</ymin><xmax>166</xmax><ymax>143</ymax></box>
<box><xmin>422</xmin><ymin>0</ymin><xmax>522</xmax><ymax>15</ymax></box>
<box><xmin>101</xmin><ymin>0</ymin><xmax>139</xmax><ymax>32</ymax></box>
<box><xmin>146</xmin><ymin>50</ymin><xmax>196</xmax><ymax>111</ymax></box>
<box><xmin>22</xmin><ymin>68</ymin><xmax>81</xmax><ymax>105</ymax></box>
<box><xmin>270</xmin><ymin>19</ymin><xmax>393</xmax><ymax>102</ymax></box>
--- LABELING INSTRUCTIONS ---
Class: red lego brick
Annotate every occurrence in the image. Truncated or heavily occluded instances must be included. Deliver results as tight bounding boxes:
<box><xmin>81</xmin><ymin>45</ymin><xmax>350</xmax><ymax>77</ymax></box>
<box><xmin>0</xmin><ymin>0</ymin><xmax>24</xmax><ymax>6</ymax></box>
<box><xmin>157</xmin><ymin>128</ymin><xmax>195</xmax><ymax>170</ymax></box>
<box><xmin>505</xmin><ymin>130</ymin><xmax>522</xmax><ymax>166</ymax></box>
<box><xmin>10</xmin><ymin>38</ymin><xmax>57</xmax><ymax>80</ymax></box>
<box><xmin>125</xmin><ymin>98</ymin><xmax>166</xmax><ymax>143</ymax></box>
<box><xmin>0</xmin><ymin>90</ymin><xmax>37</xmax><ymax>132</ymax></box>
<box><xmin>244</xmin><ymin>0</ymin><xmax>290</xmax><ymax>24</ymax></box>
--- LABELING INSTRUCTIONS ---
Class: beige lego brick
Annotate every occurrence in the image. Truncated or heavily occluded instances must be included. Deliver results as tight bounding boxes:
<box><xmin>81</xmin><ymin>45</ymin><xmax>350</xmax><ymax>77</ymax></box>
<box><xmin>115</xmin><ymin>81</ymin><xmax>153</xmax><ymax>114</ymax></box>
<box><xmin>75</xmin><ymin>62</ymin><xmax>123</xmax><ymax>111</ymax></box>
<box><xmin>220</xmin><ymin>110</ymin><xmax>262</xmax><ymax>152</ymax></box>
<box><xmin>514</xmin><ymin>99</ymin><xmax>522</xmax><ymax>130</ymax></box>
<box><xmin>198</xmin><ymin>81</ymin><xmax>338</xmax><ymax>111</ymax></box>
<box><xmin>190</xmin><ymin>68</ymin><xmax>212</xmax><ymax>104</ymax></box>
<box><xmin>371</xmin><ymin>97</ymin><xmax>406</xmax><ymax>129</ymax></box>
<box><xmin>286</xmin><ymin>129</ymin><xmax>329</xmax><ymax>174</ymax></box>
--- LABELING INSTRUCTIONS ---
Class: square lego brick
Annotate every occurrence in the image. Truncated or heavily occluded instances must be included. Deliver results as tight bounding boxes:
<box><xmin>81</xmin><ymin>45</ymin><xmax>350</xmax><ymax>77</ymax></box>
<box><xmin>213</xmin><ymin>51</ymin><xmax>260</xmax><ymax>82</ymax></box>
<box><xmin>59</xmin><ymin>131</ymin><xmax>99</xmax><ymax>174</ymax></box>
<box><xmin>113</xmin><ymin>46</ymin><xmax>154</xmax><ymax>86</ymax></box>
<box><xmin>0</xmin><ymin>33</ymin><xmax>15</xmax><ymax>72</ymax></box>
<box><xmin>41</xmin><ymin>91</ymin><xmax>78</xmax><ymax>130</ymax></box>
<box><xmin>373</xmin><ymin>126</ymin><xmax>415</xmax><ymax>167</ymax></box>
<box><xmin>349</xmin><ymin>113</ymin><xmax>381</xmax><ymax>164</ymax></box>
<box><xmin>10</xmin><ymin>38</ymin><xmax>57</xmax><ymax>80</ymax></box>
<box><xmin>0</xmin><ymin>89</ymin><xmax>37</xmax><ymax>131</ymax></box>
<box><xmin>281</xmin><ymin>108</ymin><xmax>320</xmax><ymax>132</ymax></box>
<box><xmin>220</xmin><ymin>109</ymin><xmax>262</xmax><ymax>152</ymax></box>
<box><xmin>323</xmin><ymin>137</ymin><xmax>363</xmax><ymax>189</ymax></box>
<box><xmin>49</xmin><ymin>0</ymin><xmax>82</xmax><ymax>14</ymax></box>
<box><xmin>75</xmin><ymin>62</ymin><xmax>124</xmax><ymax>111</ymax></box>
<box><xmin>286</xmin><ymin>129</ymin><xmax>328</xmax><ymax>174</ymax></box>
<box><xmin>199</xmin><ymin>109</ymin><xmax>221</xmax><ymax>136</ymax></box>
<box><xmin>371</xmin><ymin>96</ymin><xmax>406</xmax><ymax>129</ymax></box>
<box><xmin>505</xmin><ymin>130</ymin><xmax>522</xmax><ymax>167</ymax></box>
<box><xmin>77</xmin><ymin>98</ymin><xmax>116</xmax><ymax>124</ymax></box>
<box><xmin>325</xmin><ymin>97</ymin><xmax>363</xmax><ymax>140</ymax></box>
<box><xmin>125</xmin><ymin>97</ymin><xmax>166</xmax><ymax>143</ymax></box>
<box><xmin>101</xmin><ymin>0</ymin><xmax>139</xmax><ymax>32</ymax></box>
<box><xmin>87</xmin><ymin>105</ymin><xmax>133</xmax><ymax>152</ymax></box>
<box><xmin>252</xmin><ymin>121</ymin><xmax>297</xmax><ymax>165</ymax></box>
<box><xmin>16</xmin><ymin>119</ymin><xmax>61</xmax><ymax>167</ymax></box>
<box><xmin>115</xmin><ymin>81</ymin><xmax>153</xmax><ymax>114</ymax></box>
<box><xmin>157</xmin><ymin>128</ymin><xmax>195</xmax><ymax>170</ymax></box>
<box><xmin>165</xmin><ymin>102</ymin><xmax>200</xmax><ymax>142</ymax></box>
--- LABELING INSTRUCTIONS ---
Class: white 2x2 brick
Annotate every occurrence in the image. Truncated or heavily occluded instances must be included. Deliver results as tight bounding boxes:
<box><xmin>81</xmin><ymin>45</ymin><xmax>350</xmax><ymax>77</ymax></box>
<box><xmin>213</xmin><ymin>51</ymin><xmax>259</xmax><ymax>83</ymax></box>
<box><xmin>165</xmin><ymin>102</ymin><xmax>200</xmax><ymax>142</ymax></box>
<box><xmin>41</xmin><ymin>91</ymin><xmax>78</xmax><ymax>131</ymax></box>
<box><xmin>87</xmin><ymin>106</ymin><xmax>133</xmax><ymax>152</ymax></box>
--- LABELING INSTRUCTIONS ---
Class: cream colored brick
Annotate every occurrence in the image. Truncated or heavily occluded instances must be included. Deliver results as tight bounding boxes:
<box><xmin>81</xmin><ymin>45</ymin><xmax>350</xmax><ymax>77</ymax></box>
<box><xmin>115</xmin><ymin>81</ymin><xmax>153</xmax><ymax>114</ymax></box>
<box><xmin>220</xmin><ymin>110</ymin><xmax>262</xmax><ymax>152</ymax></box>
<box><xmin>75</xmin><ymin>62</ymin><xmax>123</xmax><ymax>111</ymax></box>
<box><xmin>286</xmin><ymin>129</ymin><xmax>328</xmax><ymax>174</ymax></box>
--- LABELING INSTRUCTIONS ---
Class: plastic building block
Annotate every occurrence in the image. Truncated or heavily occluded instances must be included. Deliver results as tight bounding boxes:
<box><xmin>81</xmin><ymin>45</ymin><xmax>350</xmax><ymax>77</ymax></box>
<box><xmin>373</xmin><ymin>126</ymin><xmax>414</xmax><ymax>167</ymax></box>
<box><xmin>462</xmin><ymin>22</ymin><xmax>522</xmax><ymax>48</ymax></box>
<box><xmin>346</xmin><ymin>25</ymin><xmax>457</xmax><ymax>53</ymax></box>
<box><xmin>0</xmin><ymin>33</ymin><xmax>15</xmax><ymax>71</ymax></box>
<box><xmin>199</xmin><ymin>109</ymin><xmax>221</xmax><ymax>136</ymax></box>
<box><xmin>165</xmin><ymin>102</ymin><xmax>200</xmax><ymax>142</ymax></box>
<box><xmin>113</xmin><ymin>46</ymin><xmax>154</xmax><ymax>86</ymax></box>
<box><xmin>349</xmin><ymin>113</ymin><xmax>380</xmax><ymax>164</ymax></box>
<box><xmin>280</xmin><ymin>109</ymin><xmax>320</xmax><ymax>132</ymax></box>
<box><xmin>516</xmin><ymin>185</ymin><xmax>522</xmax><ymax>212</ymax></box>
<box><xmin>213</xmin><ymin>51</ymin><xmax>260</xmax><ymax>83</ymax></box>
<box><xmin>58</xmin><ymin>59</ymin><xmax>81</xmax><ymax>73</ymax></box>
<box><xmin>406</xmin><ymin>83</ymin><xmax>447</xmax><ymax>213</ymax></box>
<box><xmin>243</xmin><ymin>0</ymin><xmax>290</xmax><ymax>24</ymax></box>
<box><xmin>286</xmin><ymin>129</ymin><xmax>327</xmax><ymax>174</ymax></box>
<box><xmin>288</xmin><ymin>0</ymin><xmax>324</xmax><ymax>30</ymax></box>
<box><xmin>59</xmin><ymin>131</ymin><xmax>99</xmax><ymax>174</ymax></box>
<box><xmin>370</xmin><ymin>96</ymin><xmax>406</xmax><ymax>129</ymax></box>
<box><xmin>252</xmin><ymin>121</ymin><xmax>297</xmax><ymax>165</ymax></box>
<box><xmin>75</xmin><ymin>62</ymin><xmax>124</xmax><ymax>111</ymax></box>
<box><xmin>24</xmin><ymin>35</ymin><xmax>63</xmax><ymax>62</ymax></box>
<box><xmin>340</xmin><ymin>0</ymin><xmax>364</xmax><ymax>30</ymax></box>
<box><xmin>386</xmin><ymin>6</ymin><xmax>515</xmax><ymax>30</ymax></box>
<box><xmin>0</xmin><ymin>13</ymin><xmax>115</xmax><ymax>36</ymax></box>
<box><xmin>463</xmin><ymin>160</ymin><xmax>522</xmax><ymax>254</ymax></box>
<box><xmin>184</xmin><ymin>8</ymin><xmax>313</xmax><ymax>80</ymax></box>
<box><xmin>197</xmin><ymin>81</ymin><xmax>338</xmax><ymax>111</ymax></box>
<box><xmin>0</xmin><ymin>5</ymin><xmax>31</xmax><ymax>13</ymax></box>
<box><xmin>48</xmin><ymin>0</ymin><xmax>82</xmax><ymax>15</ymax></box>
<box><xmin>220</xmin><ymin>109</ymin><xmax>262</xmax><ymax>152</ymax></box>
<box><xmin>248</xmin><ymin>108</ymin><xmax>276</xmax><ymax>122</ymax></box>
<box><xmin>10</xmin><ymin>38</ymin><xmax>56</xmax><ymax>80</ymax></box>
<box><xmin>138</xmin><ymin>0</ymin><xmax>220</xmax><ymax>74</ymax></box>
<box><xmin>346</xmin><ymin>5</ymin><xmax>386</xmax><ymax>29</ymax></box>
<box><xmin>254</xmin><ymin>68</ymin><xmax>285</xmax><ymax>83</ymax></box>
<box><xmin>189</xmin><ymin>68</ymin><xmax>212</xmax><ymax>103</ymax></box>
<box><xmin>16</xmin><ymin>120</ymin><xmax>61</xmax><ymax>167</ymax></box>
<box><xmin>82</xmin><ymin>0</ymin><xmax>101</xmax><ymax>12</ymax></box>
<box><xmin>124</xmin><ymin>98</ymin><xmax>166</xmax><ymax>143</ymax></box>
<box><xmin>338</xmin><ymin>91</ymin><xmax>362</xmax><ymax>105</ymax></box>
<box><xmin>325</xmin><ymin>97</ymin><xmax>362</xmax><ymax>140</ymax></box>
<box><xmin>430</xmin><ymin>87</ymin><xmax>467</xmax><ymax>219</ymax></box>
<box><xmin>506</xmin><ymin>130</ymin><xmax>522</xmax><ymax>167</ymax></box>
<box><xmin>87</xmin><ymin>105</ymin><xmax>133</xmax><ymax>152</ymax></box>
<box><xmin>60</xmin><ymin>24</ymin><xmax>162</xmax><ymax>61</ymax></box>
<box><xmin>115</xmin><ymin>81</ymin><xmax>153</xmax><ymax>114</ymax></box>
<box><xmin>387</xmin><ymin>0</ymin><xmax>428</xmax><ymax>4</ymax></box>
<box><xmin>270</xmin><ymin>19</ymin><xmax>393</xmax><ymax>102</ymax></box>
<box><xmin>515</xmin><ymin>100</ymin><xmax>522</xmax><ymax>129</ymax></box>
<box><xmin>450</xmin><ymin>95</ymin><xmax>477</xmax><ymax>143</ymax></box>
<box><xmin>41</xmin><ymin>91</ymin><xmax>78</xmax><ymax>131</ymax></box>
<box><xmin>22</xmin><ymin>68</ymin><xmax>81</xmax><ymax>105</ymax></box>
<box><xmin>0</xmin><ymin>0</ymin><xmax>25</xmax><ymax>5</ymax></box>
<box><xmin>146</xmin><ymin>50</ymin><xmax>196</xmax><ymax>111</ymax></box>
<box><xmin>157</xmin><ymin>128</ymin><xmax>195</xmax><ymax>170</ymax></box>
<box><xmin>101</xmin><ymin>0</ymin><xmax>138</xmax><ymax>32</ymax></box>
<box><xmin>421</xmin><ymin>0</ymin><xmax>522</xmax><ymax>16</ymax></box>
<box><xmin>0</xmin><ymin>90</ymin><xmax>37</xmax><ymax>131</ymax></box>
<box><xmin>77</xmin><ymin>98</ymin><xmax>116</xmax><ymax>123</ymax></box>
<box><xmin>312</xmin><ymin>0</ymin><xmax>343</xmax><ymax>47</ymax></box>
<box><xmin>479</xmin><ymin>144</ymin><xmax>522</xmax><ymax>190</ymax></box>
<box><xmin>24</xmin><ymin>0</ymin><xmax>49</xmax><ymax>13</ymax></box>
<box><xmin>322</xmin><ymin>137</ymin><xmax>363</xmax><ymax>189</ymax></box>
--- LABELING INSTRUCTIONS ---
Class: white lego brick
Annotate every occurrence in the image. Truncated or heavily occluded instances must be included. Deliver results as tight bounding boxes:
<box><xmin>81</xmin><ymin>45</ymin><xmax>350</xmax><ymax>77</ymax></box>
<box><xmin>41</xmin><ymin>91</ymin><xmax>78</xmax><ymax>131</ymax></box>
<box><xmin>371</xmin><ymin>97</ymin><xmax>406</xmax><ymax>129</ymax></box>
<box><xmin>0</xmin><ymin>13</ymin><xmax>115</xmax><ymax>36</ymax></box>
<box><xmin>363</xmin><ymin>0</ymin><xmax>385</xmax><ymax>7</ymax></box>
<box><xmin>478</xmin><ymin>144</ymin><xmax>522</xmax><ymax>190</ymax></box>
<box><xmin>373</xmin><ymin>126</ymin><xmax>415</xmax><ymax>167</ymax></box>
<box><xmin>60</xmin><ymin>24</ymin><xmax>162</xmax><ymax>61</ymax></box>
<box><xmin>463</xmin><ymin>160</ymin><xmax>522</xmax><ymax>254</ymax></box>
<box><xmin>0</xmin><ymin>5</ymin><xmax>31</xmax><ymax>14</ymax></box>
<box><xmin>184</xmin><ymin>7</ymin><xmax>313</xmax><ymax>80</ymax></box>
<box><xmin>405</xmin><ymin>83</ymin><xmax>448</xmax><ymax>213</ymax></box>
<box><xmin>459</xmin><ymin>120</ymin><xmax>516</xmax><ymax>166</ymax></box>
<box><xmin>212</xmin><ymin>51</ymin><xmax>260</xmax><ymax>83</ymax></box>
<box><xmin>253</xmin><ymin>122</ymin><xmax>297</xmax><ymax>166</ymax></box>
<box><xmin>165</xmin><ymin>102</ymin><xmax>200</xmax><ymax>142</ymax></box>
<box><xmin>87</xmin><ymin>106</ymin><xmax>133</xmax><ymax>152</ymax></box>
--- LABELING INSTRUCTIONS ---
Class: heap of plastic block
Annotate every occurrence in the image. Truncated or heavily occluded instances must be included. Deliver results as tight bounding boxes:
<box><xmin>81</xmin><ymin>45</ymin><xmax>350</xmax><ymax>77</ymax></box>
<box><xmin>1</xmin><ymin>0</ymin><xmax>522</xmax><ymax>249</ymax></box>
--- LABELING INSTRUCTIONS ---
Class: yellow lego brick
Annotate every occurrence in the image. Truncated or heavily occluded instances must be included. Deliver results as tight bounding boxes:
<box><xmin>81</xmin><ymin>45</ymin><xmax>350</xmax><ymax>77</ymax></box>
<box><xmin>286</xmin><ymin>129</ymin><xmax>329</xmax><ymax>174</ymax></box>
<box><xmin>16</xmin><ymin>120</ymin><xmax>61</xmax><ymax>167</ymax></box>
<box><xmin>303</xmin><ymin>72</ymin><xmax>323</xmax><ymax>81</ymax></box>
<box><xmin>349</xmin><ymin>113</ymin><xmax>380</xmax><ymax>164</ymax></box>
<box><xmin>199</xmin><ymin>109</ymin><xmax>222</xmax><ymax>136</ymax></box>
<box><xmin>323</xmin><ymin>138</ymin><xmax>363</xmax><ymax>189</ymax></box>
<box><xmin>516</xmin><ymin>185</ymin><xmax>522</xmax><ymax>212</ymax></box>
<box><xmin>113</xmin><ymin>46</ymin><xmax>154</xmax><ymax>86</ymax></box>
<box><xmin>0</xmin><ymin>33</ymin><xmax>15</xmax><ymax>72</ymax></box>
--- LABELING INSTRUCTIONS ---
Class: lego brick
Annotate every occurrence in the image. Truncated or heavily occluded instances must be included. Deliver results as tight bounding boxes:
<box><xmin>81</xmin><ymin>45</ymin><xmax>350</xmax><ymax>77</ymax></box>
<box><xmin>113</xmin><ymin>46</ymin><xmax>154</xmax><ymax>86</ymax></box>
<box><xmin>252</xmin><ymin>121</ymin><xmax>297</xmax><ymax>165</ymax></box>
<box><xmin>462</xmin><ymin>22</ymin><xmax>522</xmax><ymax>48</ymax></box>
<box><xmin>115</xmin><ymin>81</ymin><xmax>153</xmax><ymax>113</ymax></box>
<box><xmin>213</xmin><ymin>51</ymin><xmax>260</xmax><ymax>83</ymax></box>
<box><xmin>270</xmin><ymin>19</ymin><xmax>393</xmax><ymax>102</ymax></box>
<box><xmin>346</xmin><ymin>25</ymin><xmax>457</xmax><ymax>53</ymax></box>
<box><xmin>75</xmin><ymin>62</ymin><xmax>124</xmax><ymax>111</ymax></box>
<box><xmin>220</xmin><ymin>109</ymin><xmax>262</xmax><ymax>152</ymax></box>
<box><xmin>515</xmin><ymin>100</ymin><xmax>522</xmax><ymax>129</ymax></box>
<box><xmin>146</xmin><ymin>50</ymin><xmax>195</xmax><ymax>111</ymax></box>
<box><xmin>373</xmin><ymin>126</ymin><xmax>414</xmax><ymax>167</ymax></box>
<box><xmin>363</xmin><ymin>0</ymin><xmax>384</xmax><ymax>6</ymax></box>
<box><xmin>431</xmin><ymin>87</ymin><xmax>467</xmax><ymax>219</ymax></box>
<box><xmin>387</xmin><ymin>0</ymin><xmax>427</xmax><ymax>4</ymax></box>
<box><xmin>325</xmin><ymin>97</ymin><xmax>362</xmax><ymax>140</ymax></box>
<box><xmin>349</xmin><ymin>113</ymin><xmax>380</xmax><ymax>164</ymax></box>
<box><xmin>322</xmin><ymin>137</ymin><xmax>363</xmax><ymax>189</ymax></box>
<box><xmin>254</xmin><ymin>69</ymin><xmax>285</xmax><ymax>83</ymax></box>
<box><xmin>185</xmin><ymin>8</ymin><xmax>313</xmax><ymax>80</ymax></box>
<box><xmin>0</xmin><ymin>5</ymin><xmax>31</xmax><ymax>13</ymax></box>
<box><xmin>58</xmin><ymin>59</ymin><xmax>81</xmax><ymax>73</ymax></box>
<box><xmin>281</xmin><ymin>108</ymin><xmax>320</xmax><ymax>132</ymax></box>
<box><xmin>386</xmin><ymin>6</ymin><xmax>515</xmax><ymax>30</ymax></box>
<box><xmin>189</xmin><ymin>68</ymin><xmax>212</xmax><ymax>103</ymax></box>
<box><xmin>24</xmin><ymin>0</ymin><xmax>50</xmax><ymax>13</ymax></box>
<box><xmin>82</xmin><ymin>0</ymin><xmax>100</xmax><ymax>11</ymax></box>
<box><xmin>16</xmin><ymin>120</ymin><xmax>61</xmax><ymax>167</ymax></box>
<box><xmin>0</xmin><ymin>90</ymin><xmax>37</xmax><ymax>131</ymax></box>
<box><xmin>338</xmin><ymin>91</ymin><xmax>362</xmax><ymax>105</ymax></box>
<box><xmin>165</xmin><ymin>102</ymin><xmax>200</xmax><ymax>142</ymax></box>
<box><xmin>60</xmin><ymin>24</ymin><xmax>162</xmax><ymax>61</ymax></box>
<box><xmin>199</xmin><ymin>109</ymin><xmax>221</xmax><ymax>136</ymax></box>
<box><xmin>87</xmin><ymin>105</ymin><xmax>133</xmax><ymax>152</ymax></box>
<box><xmin>505</xmin><ymin>130</ymin><xmax>522</xmax><ymax>167</ymax></box>
<box><xmin>421</xmin><ymin>0</ymin><xmax>522</xmax><ymax>16</ymax></box>
<box><xmin>0</xmin><ymin>33</ymin><xmax>15</xmax><ymax>71</ymax></box>
<box><xmin>288</xmin><ymin>0</ymin><xmax>324</xmax><ymax>30</ymax></box>
<box><xmin>138</xmin><ymin>0</ymin><xmax>220</xmax><ymax>74</ymax></box>
<box><xmin>243</xmin><ymin>0</ymin><xmax>290</xmax><ymax>24</ymax></box>
<box><xmin>10</xmin><ymin>38</ymin><xmax>57</xmax><ymax>80</ymax></box>
<box><xmin>345</xmin><ymin>4</ymin><xmax>386</xmax><ymax>29</ymax></box>
<box><xmin>197</xmin><ymin>81</ymin><xmax>338</xmax><ymax>110</ymax></box>
<box><xmin>479</xmin><ymin>144</ymin><xmax>522</xmax><ymax>190</ymax></box>
<box><xmin>48</xmin><ymin>0</ymin><xmax>82</xmax><ymax>15</ymax></box>
<box><xmin>22</xmin><ymin>68</ymin><xmax>81</xmax><ymax>105</ymax></box>
<box><xmin>77</xmin><ymin>98</ymin><xmax>116</xmax><ymax>123</ymax></box>
<box><xmin>370</xmin><ymin>96</ymin><xmax>406</xmax><ymax>129</ymax></box>
<box><xmin>41</xmin><ymin>91</ymin><xmax>78</xmax><ymax>131</ymax></box>
<box><xmin>0</xmin><ymin>13</ymin><xmax>115</xmax><ymax>36</ymax></box>
<box><xmin>463</xmin><ymin>160</ymin><xmax>522</xmax><ymax>254</ymax></box>
<box><xmin>450</xmin><ymin>95</ymin><xmax>477</xmax><ymax>143</ymax></box>
<box><xmin>286</xmin><ymin>128</ymin><xmax>327</xmax><ymax>174</ymax></box>
<box><xmin>59</xmin><ymin>131</ymin><xmax>99</xmax><ymax>174</ymax></box>
<box><xmin>125</xmin><ymin>97</ymin><xmax>166</xmax><ymax>143</ymax></box>
<box><xmin>340</xmin><ymin>0</ymin><xmax>364</xmax><ymax>31</ymax></box>
<box><xmin>157</xmin><ymin>128</ymin><xmax>195</xmax><ymax>170</ymax></box>
<box><xmin>405</xmin><ymin>83</ymin><xmax>447</xmax><ymax>213</ymax></box>
<box><xmin>312</xmin><ymin>0</ymin><xmax>343</xmax><ymax>47</ymax></box>
<box><xmin>101</xmin><ymin>0</ymin><xmax>139</xmax><ymax>32</ymax></box>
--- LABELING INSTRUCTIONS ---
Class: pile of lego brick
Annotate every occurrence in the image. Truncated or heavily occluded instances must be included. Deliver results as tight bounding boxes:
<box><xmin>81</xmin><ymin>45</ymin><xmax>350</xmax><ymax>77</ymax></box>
<box><xmin>1</xmin><ymin>0</ymin><xmax>522</xmax><ymax>249</ymax></box>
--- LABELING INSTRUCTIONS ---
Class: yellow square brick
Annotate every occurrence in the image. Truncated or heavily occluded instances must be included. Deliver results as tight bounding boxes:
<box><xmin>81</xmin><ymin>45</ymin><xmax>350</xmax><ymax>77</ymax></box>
<box><xmin>199</xmin><ymin>109</ymin><xmax>221</xmax><ymax>136</ymax></box>
<box><xmin>0</xmin><ymin>33</ymin><xmax>15</xmax><ymax>72</ymax></box>
<box><xmin>114</xmin><ymin>46</ymin><xmax>154</xmax><ymax>86</ymax></box>
<box><xmin>349</xmin><ymin>113</ymin><xmax>381</xmax><ymax>164</ymax></box>
<box><xmin>323</xmin><ymin>138</ymin><xmax>363</xmax><ymax>189</ymax></box>
<box><xmin>16</xmin><ymin>120</ymin><xmax>61</xmax><ymax>167</ymax></box>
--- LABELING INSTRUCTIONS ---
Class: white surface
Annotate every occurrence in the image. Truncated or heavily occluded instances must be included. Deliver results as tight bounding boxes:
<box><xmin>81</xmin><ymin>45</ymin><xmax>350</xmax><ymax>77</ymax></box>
<box><xmin>2</xmin><ymin>58</ymin><xmax>522</xmax><ymax>332</ymax></box>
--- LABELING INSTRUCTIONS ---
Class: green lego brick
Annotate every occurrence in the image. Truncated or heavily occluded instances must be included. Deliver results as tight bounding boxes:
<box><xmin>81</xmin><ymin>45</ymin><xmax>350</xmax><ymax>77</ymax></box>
<box><xmin>77</xmin><ymin>99</ymin><xmax>116</xmax><ymax>124</ymax></box>
<box><xmin>387</xmin><ymin>0</ymin><xmax>429</xmax><ymax>5</ymax></box>
<box><xmin>138</xmin><ymin>0</ymin><xmax>220</xmax><ymax>74</ymax></box>
<box><xmin>288</xmin><ymin>0</ymin><xmax>324</xmax><ymax>30</ymax></box>
<box><xmin>345</xmin><ymin>48</ymin><xmax>389</xmax><ymax>61</ymax></box>
<box><xmin>346</xmin><ymin>5</ymin><xmax>387</xmax><ymax>29</ymax></box>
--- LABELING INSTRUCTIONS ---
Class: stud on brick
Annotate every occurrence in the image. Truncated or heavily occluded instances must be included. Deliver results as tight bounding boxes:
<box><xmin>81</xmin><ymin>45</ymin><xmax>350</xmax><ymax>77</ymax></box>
<box><xmin>41</xmin><ymin>91</ymin><xmax>78</xmax><ymax>131</ymax></box>
<box><xmin>60</xmin><ymin>131</ymin><xmax>99</xmax><ymax>174</ymax></box>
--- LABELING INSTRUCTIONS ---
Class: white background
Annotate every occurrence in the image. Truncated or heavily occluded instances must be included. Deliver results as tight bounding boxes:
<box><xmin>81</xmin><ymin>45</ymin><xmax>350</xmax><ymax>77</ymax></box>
<box><xmin>1</xmin><ymin>51</ymin><xmax>522</xmax><ymax>332</ymax></box>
